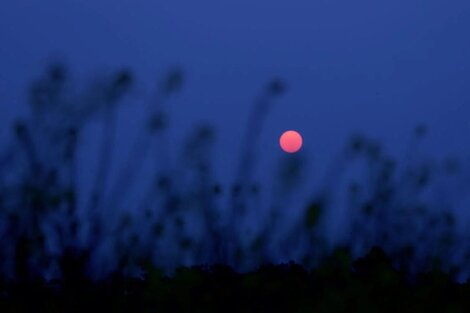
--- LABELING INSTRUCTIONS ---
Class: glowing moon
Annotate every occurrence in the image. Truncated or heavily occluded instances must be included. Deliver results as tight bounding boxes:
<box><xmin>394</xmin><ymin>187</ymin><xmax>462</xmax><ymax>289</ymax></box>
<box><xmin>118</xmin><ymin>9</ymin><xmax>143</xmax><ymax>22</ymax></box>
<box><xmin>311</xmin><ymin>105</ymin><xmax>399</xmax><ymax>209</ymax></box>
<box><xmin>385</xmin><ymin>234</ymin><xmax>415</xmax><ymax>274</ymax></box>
<box><xmin>280</xmin><ymin>130</ymin><xmax>303</xmax><ymax>153</ymax></box>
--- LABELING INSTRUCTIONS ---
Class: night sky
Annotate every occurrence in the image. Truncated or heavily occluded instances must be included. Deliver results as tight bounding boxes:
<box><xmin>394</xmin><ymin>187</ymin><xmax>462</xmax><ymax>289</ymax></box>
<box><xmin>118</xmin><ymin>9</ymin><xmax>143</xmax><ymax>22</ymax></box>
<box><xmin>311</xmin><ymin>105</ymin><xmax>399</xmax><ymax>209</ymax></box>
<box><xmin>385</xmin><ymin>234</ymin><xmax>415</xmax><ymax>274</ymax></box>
<box><xmin>1</xmin><ymin>0</ymin><xmax>470</xmax><ymax>241</ymax></box>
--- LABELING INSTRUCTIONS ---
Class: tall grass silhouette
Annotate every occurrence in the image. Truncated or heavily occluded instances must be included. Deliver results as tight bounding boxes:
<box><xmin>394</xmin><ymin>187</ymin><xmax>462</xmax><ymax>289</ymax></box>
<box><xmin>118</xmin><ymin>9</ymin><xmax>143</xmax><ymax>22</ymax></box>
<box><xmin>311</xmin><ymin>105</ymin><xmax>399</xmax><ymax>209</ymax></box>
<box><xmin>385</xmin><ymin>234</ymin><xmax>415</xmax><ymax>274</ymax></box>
<box><xmin>0</xmin><ymin>63</ymin><xmax>469</xmax><ymax>291</ymax></box>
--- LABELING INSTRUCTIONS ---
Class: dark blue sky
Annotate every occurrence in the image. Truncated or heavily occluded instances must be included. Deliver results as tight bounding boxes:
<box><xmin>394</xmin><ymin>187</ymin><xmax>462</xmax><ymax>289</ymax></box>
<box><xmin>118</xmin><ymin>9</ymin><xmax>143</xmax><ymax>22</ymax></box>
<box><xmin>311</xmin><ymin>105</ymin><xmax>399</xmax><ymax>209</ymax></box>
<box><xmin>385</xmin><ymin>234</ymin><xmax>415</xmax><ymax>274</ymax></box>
<box><xmin>1</xmin><ymin>0</ymin><xmax>470</xmax><ymax>231</ymax></box>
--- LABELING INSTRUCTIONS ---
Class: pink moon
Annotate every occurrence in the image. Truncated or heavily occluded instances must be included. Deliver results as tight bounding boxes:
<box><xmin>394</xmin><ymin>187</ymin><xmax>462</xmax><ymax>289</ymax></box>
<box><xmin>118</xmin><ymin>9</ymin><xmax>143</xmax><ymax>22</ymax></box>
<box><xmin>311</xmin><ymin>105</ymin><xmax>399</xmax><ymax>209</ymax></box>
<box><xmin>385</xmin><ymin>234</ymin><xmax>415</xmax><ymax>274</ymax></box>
<box><xmin>280</xmin><ymin>130</ymin><xmax>303</xmax><ymax>153</ymax></box>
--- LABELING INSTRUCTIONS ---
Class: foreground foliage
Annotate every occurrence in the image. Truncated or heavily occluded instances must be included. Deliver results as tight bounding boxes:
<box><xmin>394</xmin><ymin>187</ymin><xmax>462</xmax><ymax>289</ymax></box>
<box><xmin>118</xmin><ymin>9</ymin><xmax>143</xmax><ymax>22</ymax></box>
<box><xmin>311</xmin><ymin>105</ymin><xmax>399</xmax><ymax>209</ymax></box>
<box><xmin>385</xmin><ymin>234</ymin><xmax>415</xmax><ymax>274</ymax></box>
<box><xmin>0</xmin><ymin>247</ymin><xmax>467</xmax><ymax>313</ymax></box>
<box><xmin>1</xmin><ymin>65</ymin><xmax>470</xmax><ymax>312</ymax></box>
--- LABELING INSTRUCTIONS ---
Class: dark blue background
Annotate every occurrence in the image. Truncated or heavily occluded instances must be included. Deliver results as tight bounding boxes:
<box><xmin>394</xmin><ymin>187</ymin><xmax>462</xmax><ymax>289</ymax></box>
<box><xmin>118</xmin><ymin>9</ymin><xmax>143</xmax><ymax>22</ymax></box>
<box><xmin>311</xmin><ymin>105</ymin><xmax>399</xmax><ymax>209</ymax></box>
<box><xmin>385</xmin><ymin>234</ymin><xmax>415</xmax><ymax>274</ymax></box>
<box><xmin>1</xmin><ymin>0</ymin><xmax>470</xmax><ymax>241</ymax></box>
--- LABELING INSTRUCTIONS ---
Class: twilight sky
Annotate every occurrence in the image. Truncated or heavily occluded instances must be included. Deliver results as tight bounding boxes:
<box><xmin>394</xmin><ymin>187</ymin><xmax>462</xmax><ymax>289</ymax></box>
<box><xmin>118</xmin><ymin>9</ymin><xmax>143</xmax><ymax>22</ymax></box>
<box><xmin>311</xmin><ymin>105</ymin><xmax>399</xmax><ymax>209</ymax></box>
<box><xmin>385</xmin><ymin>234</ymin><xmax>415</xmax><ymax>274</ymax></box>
<box><xmin>1</xmin><ymin>0</ymin><xmax>470</xmax><ymax>232</ymax></box>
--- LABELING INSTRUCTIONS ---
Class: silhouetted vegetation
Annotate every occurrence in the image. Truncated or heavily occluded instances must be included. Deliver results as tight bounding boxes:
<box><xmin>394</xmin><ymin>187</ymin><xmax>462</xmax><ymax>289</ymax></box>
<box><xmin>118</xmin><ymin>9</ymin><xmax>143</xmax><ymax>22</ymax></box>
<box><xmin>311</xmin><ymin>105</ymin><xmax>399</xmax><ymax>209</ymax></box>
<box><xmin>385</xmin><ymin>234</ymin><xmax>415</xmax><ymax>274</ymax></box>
<box><xmin>1</xmin><ymin>64</ymin><xmax>470</xmax><ymax>311</ymax></box>
<box><xmin>2</xmin><ymin>251</ymin><xmax>470</xmax><ymax>313</ymax></box>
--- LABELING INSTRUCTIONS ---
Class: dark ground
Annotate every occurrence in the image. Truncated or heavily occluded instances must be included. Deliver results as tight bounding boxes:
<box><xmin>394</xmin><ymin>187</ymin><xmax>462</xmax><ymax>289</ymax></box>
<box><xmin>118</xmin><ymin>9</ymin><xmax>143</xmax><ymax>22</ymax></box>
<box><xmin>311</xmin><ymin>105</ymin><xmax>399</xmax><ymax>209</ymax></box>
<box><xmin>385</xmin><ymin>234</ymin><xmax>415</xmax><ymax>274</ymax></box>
<box><xmin>0</xmin><ymin>247</ymin><xmax>468</xmax><ymax>313</ymax></box>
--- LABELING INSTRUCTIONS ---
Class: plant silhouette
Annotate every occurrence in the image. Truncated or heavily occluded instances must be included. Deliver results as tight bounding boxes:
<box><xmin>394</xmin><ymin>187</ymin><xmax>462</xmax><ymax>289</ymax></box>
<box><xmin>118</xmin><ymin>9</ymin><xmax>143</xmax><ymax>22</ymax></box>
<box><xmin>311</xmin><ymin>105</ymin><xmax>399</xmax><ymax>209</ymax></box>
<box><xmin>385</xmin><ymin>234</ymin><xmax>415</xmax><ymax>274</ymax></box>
<box><xmin>1</xmin><ymin>64</ymin><xmax>470</xmax><ymax>311</ymax></box>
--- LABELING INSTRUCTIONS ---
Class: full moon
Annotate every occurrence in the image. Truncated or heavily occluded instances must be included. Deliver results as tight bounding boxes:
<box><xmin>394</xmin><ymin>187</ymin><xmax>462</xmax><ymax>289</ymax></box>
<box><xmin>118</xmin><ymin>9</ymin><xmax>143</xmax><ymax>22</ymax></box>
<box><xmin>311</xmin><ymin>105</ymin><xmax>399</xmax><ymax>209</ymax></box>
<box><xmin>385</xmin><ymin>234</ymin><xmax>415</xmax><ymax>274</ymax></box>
<box><xmin>280</xmin><ymin>130</ymin><xmax>303</xmax><ymax>153</ymax></box>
